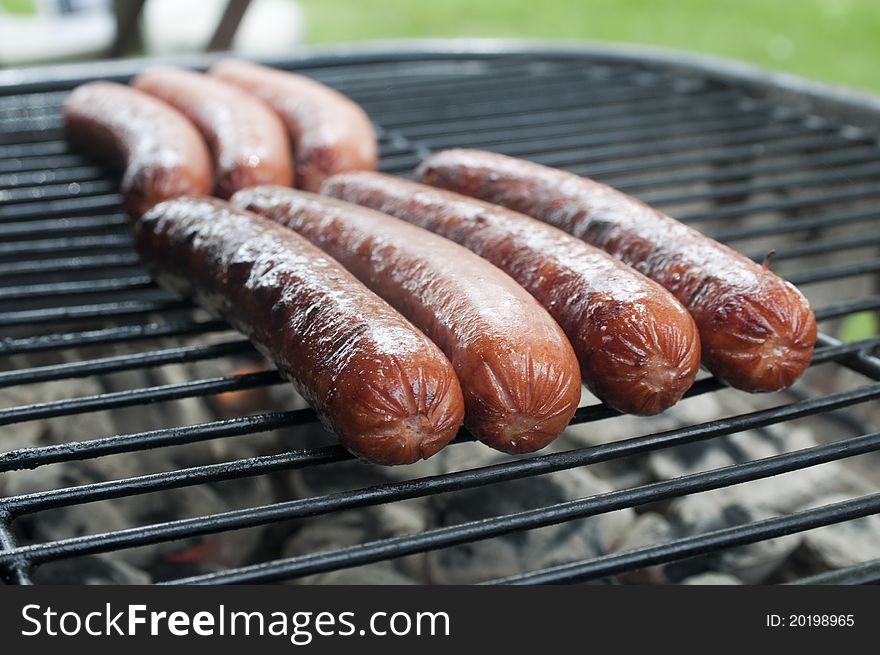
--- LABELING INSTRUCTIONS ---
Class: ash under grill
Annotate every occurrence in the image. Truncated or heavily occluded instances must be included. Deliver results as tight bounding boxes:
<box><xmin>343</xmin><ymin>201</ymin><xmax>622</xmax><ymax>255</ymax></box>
<box><xmin>1</xmin><ymin>46</ymin><xmax>880</xmax><ymax>585</ymax></box>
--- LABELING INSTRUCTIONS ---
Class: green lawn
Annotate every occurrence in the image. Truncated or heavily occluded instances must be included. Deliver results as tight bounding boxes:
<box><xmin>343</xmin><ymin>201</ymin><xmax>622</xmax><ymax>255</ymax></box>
<box><xmin>298</xmin><ymin>0</ymin><xmax>880</xmax><ymax>92</ymax></box>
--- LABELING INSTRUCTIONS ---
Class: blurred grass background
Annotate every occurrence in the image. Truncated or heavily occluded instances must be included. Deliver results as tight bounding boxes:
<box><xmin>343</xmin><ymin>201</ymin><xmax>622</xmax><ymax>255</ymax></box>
<box><xmin>298</xmin><ymin>0</ymin><xmax>880</xmax><ymax>92</ymax></box>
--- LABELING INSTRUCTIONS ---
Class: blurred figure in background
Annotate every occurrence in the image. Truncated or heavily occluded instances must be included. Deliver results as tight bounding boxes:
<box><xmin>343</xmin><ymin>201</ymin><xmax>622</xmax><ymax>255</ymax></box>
<box><xmin>0</xmin><ymin>0</ymin><xmax>304</xmax><ymax>66</ymax></box>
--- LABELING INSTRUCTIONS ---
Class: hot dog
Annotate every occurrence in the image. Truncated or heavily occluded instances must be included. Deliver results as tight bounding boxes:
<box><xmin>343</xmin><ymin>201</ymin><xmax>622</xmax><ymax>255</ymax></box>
<box><xmin>63</xmin><ymin>81</ymin><xmax>212</xmax><ymax>219</ymax></box>
<box><xmin>210</xmin><ymin>60</ymin><xmax>377</xmax><ymax>192</ymax></box>
<box><xmin>230</xmin><ymin>187</ymin><xmax>582</xmax><ymax>454</ymax></box>
<box><xmin>417</xmin><ymin>149</ymin><xmax>817</xmax><ymax>392</ymax></box>
<box><xmin>135</xmin><ymin>197</ymin><xmax>464</xmax><ymax>465</ymax></box>
<box><xmin>323</xmin><ymin>172</ymin><xmax>701</xmax><ymax>415</ymax></box>
<box><xmin>132</xmin><ymin>66</ymin><xmax>294</xmax><ymax>198</ymax></box>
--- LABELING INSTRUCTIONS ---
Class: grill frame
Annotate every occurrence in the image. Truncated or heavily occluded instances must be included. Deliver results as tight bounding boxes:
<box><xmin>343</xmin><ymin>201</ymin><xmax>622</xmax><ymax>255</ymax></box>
<box><xmin>1</xmin><ymin>40</ymin><xmax>879</xmax><ymax>585</ymax></box>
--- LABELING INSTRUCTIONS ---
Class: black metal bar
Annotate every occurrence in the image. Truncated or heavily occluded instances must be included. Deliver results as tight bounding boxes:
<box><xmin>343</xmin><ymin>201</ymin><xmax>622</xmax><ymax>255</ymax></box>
<box><xmin>0</xmin><ymin>344</ymin><xmax>876</xmax><ymax>518</ymax></box>
<box><xmin>0</xmin><ymin>339</ymin><xmax>251</xmax><ymax>387</ymax></box>
<box><xmin>0</xmin><ymin>275</ymin><xmax>153</xmax><ymax>301</ymax></box>
<box><xmin>487</xmin><ymin>493</ymin><xmax>880</xmax><ymax>585</ymax></box>
<box><xmin>1</xmin><ymin>382</ymin><xmax>877</xmax><ymax>569</ymax></box>
<box><xmin>0</xmin><ymin>193</ymin><xmax>121</xmax><ymax>220</ymax></box>
<box><xmin>0</xmin><ymin>409</ymin><xmax>320</xmax><ymax>473</ymax></box>
<box><xmin>787</xmin><ymin>559</ymin><xmax>880</xmax><ymax>585</ymax></box>
<box><xmin>2</xmin><ymin>213</ymin><xmax>127</xmax><ymax>237</ymax></box>
<box><xmin>747</xmin><ymin>233</ymin><xmax>880</xmax><ymax>263</ymax></box>
<box><xmin>0</xmin><ymin>179</ymin><xmax>116</xmax><ymax>205</ymax></box>
<box><xmin>606</xmin><ymin>146</ymin><xmax>880</xmax><ymax>191</ymax></box>
<box><xmin>564</xmin><ymin>133</ymin><xmax>867</xmax><ymax>179</ymax></box>
<box><xmin>815</xmin><ymin>334</ymin><xmax>880</xmax><ymax>381</ymax></box>
<box><xmin>0</xmin><ymin>298</ymin><xmax>191</xmax><ymax>329</ymax></box>
<box><xmin>167</xmin><ymin>437</ymin><xmax>880</xmax><ymax>585</ymax></box>
<box><xmin>0</xmin><ymin>154</ymin><xmax>89</xmax><ymax>174</ymax></box>
<box><xmin>678</xmin><ymin>184</ymin><xmax>880</xmax><ymax>224</ymax></box>
<box><xmin>0</xmin><ymin>253</ymin><xmax>140</xmax><ymax>279</ymax></box>
<box><xmin>0</xmin><ymin>370</ymin><xmax>284</xmax><ymax>427</ymax></box>
<box><xmin>787</xmin><ymin>258</ymin><xmax>880</xmax><ymax>286</ymax></box>
<box><xmin>643</xmin><ymin>160</ymin><xmax>880</xmax><ymax>207</ymax></box>
<box><xmin>0</xmin><ymin>519</ymin><xmax>32</xmax><ymax>585</ymax></box>
<box><xmin>393</xmin><ymin>89</ymin><xmax>741</xmax><ymax>141</ymax></box>
<box><xmin>206</xmin><ymin>0</ymin><xmax>252</xmax><ymax>52</ymax></box>
<box><xmin>0</xmin><ymin>235</ymin><xmax>132</xmax><ymax>258</ymax></box>
<box><xmin>815</xmin><ymin>296</ymin><xmax>880</xmax><ymax>321</ymax></box>
<box><xmin>0</xmin><ymin>166</ymin><xmax>106</xmax><ymax>189</ymax></box>
<box><xmin>712</xmin><ymin>206</ymin><xmax>879</xmax><ymax>243</ymax></box>
<box><xmin>0</xmin><ymin>319</ymin><xmax>230</xmax><ymax>356</ymax></box>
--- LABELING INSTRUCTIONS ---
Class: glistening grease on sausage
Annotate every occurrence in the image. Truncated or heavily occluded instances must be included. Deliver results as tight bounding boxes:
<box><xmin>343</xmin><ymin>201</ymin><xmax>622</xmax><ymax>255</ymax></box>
<box><xmin>135</xmin><ymin>197</ymin><xmax>464</xmax><ymax>465</ymax></box>
<box><xmin>231</xmin><ymin>186</ymin><xmax>582</xmax><ymax>454</ymax></box>
<box><xmin>323</xmin><ymin>172</ymin><xmax>701</xmax><ymax>415</ymax></box>
<box><xmin>132</xmin><ymin>66</ymin><xmax>294</xmax><ymax>198</ymax></box>
<box><xmin>417</xmin><ymin>149</ymin><xmax>817</xmax><ymax>392</ymax></box>
<box><xmin>63</xmin><ymin>81</ymin><xmax>212</xmax><ymax>219</ymax></box>
<box><xmin>210</xmin><ymin>60</ymin><xmax>377</xmax><ymax>192</ymax></box>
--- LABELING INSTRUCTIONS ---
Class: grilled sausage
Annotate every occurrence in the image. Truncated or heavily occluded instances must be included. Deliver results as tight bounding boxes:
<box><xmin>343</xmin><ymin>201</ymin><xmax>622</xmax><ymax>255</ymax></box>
<box><xmin>231</xmin><ymin>186</ymin><xmax>582</xmax><ymax>454</ymax></box>
<box><xmin>132</xmin><ymin>66</ymin><xmax>294</xmax><ymax>198</ymax></box>
<box><xmin>323</xmin><ymin>172</ymin><xmax>701</xmax><ymax>415</ymax></box>
<box><xmin>417</xmin><ymin>149</ymin><xmax>817</xmax><ymax>392</ymax></box>
<box><xmin>63</xmin><ymin>81</ymin><xmax>212</xmax><ymax>219</ymax></box>
<box><xmin>210</xmin><ymin>60</ymin><xmax>377</xmax><ymax>192</ymax></box>
<box><xmin>134</xmin><ymin>197</ymin><xmax>464</xmax><ymax>465</ymax></box>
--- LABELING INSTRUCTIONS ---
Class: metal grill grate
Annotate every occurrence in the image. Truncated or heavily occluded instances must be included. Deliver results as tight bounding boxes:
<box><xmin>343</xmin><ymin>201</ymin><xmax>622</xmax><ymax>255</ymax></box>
<box><xmin>1</xmin><ymin>46</ymin><xmax>880</xmax><ymax>585</ymax></box>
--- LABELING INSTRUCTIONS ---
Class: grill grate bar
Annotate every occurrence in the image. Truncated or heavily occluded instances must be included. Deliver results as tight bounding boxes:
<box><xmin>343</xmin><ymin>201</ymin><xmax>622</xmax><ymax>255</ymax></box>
<box><xmin>677</xmin><ymin>184</ymin><xmax>880</xmax><ymax>223</ymax></box>
<box><xmin>392</xmin><ymin>90</ymin><xmax>743</xmax><ymax>140</ymax></box>
<box><xmin>0</xmin><ymin>138</ymin><xmax>69</xmax><ymax>159</ymax></box>
<box><xmin>0</xmin><ymin>165</ymin><xmax>106</xmax><ymax>189</ymax></box>
<box><xmin>604</xmin><ymin>146</ymin><xmax>880</xmax><ymax>190</ymax></box>
<box><xmin>814</xmin><ymin>296</ymin><xmax>880</xmax><ymax>322</ymax></box>
<box><xmin>788</xmin><ymin>559</ymin><xmax>880</xmax><ymax>585</ymax></box>
<box><xmin>2</xmin><ymin>382</ymin><xmax>877</xmax><ymax>569</ymax></box>
<box><xmin>0</xmin><ymin>520</ymin><xmax>31</xmax><ymax>585</ymax></box>
<box><xmin>0</xmin><ymin>192</ymin><xmax>120</xmax><ymax>220</ymax></box>
<box><xmin>488</xmin><ymin>493</ymin><xmax>880</xmax><ymax>585</ymax></box>
<box><xmin>0</xmin><ymin>274</ymin><xmax>153</xmax><ymax>301</ymax></box>
<box><xmin>408</xmin><ymin>103</ymin><xmax>770</xmax><ymax>152</ymax></box>
<box><xmin>0</xmin><ymin>253</ymin><xmax>140</xmax><ymax>279</ymax></box>
<box><xmin>328</xmin><ymin>60</ymin><xmax>631</xmax><ymax>98</ymax></box>
<box><xmin>373</xmin><ymin>78</ymin><xmax>709</xmax><ymax>128</ymax></box>
<box><xmin>0</xmin><ymin>338</ymin><xmax>251</xmax><ymax>388</ymax></box>
<box><xmin>642</xmin><ymin>161</ymin><xmax>880</xmax><ymax>207</ymax></box>
<box><xmin>747</xmin><ymin>233</ymin><xmax>880</xmax><ymax>263</ymax></box>
<box><xmin>0</xmin><ymin>319</ymin><xmax>230</xmax><ymax>356</ymax></box>
<box><xmin>0</xmin><ymin>409</ymin><xmax>320</xmax><ymax>473</ymax></box>
<box><xmin>0</xmin><ymin>235</ymin><xmax>132</xmax><ymax>258</ymax></box>
<box><xmin>0</xmin><ymin>299</ymin><xmax>191</xmax><ymax>329</ymax></box>
<box><xmin>564</xmin><ymin>132</ymin><xmax>871</xmax><ymax>178</ymax></box>
<box><xmin>0</xmin><ymin>154</ymin><xmax>92</xmax><ymax>174</ymax></box>
<box><xmin>0</xmin><ymin>337</ymin><xmax>868</xmax><ymax>471</ymax></box>
<box><xmin>0</xmin><ymin>213</ymin><xmax>126</xmax><ymax>238</ymax></box>
<box><xmin>165</xmin><ymin>436</ymin><xmax>880</xmax><ymax>585</ymax></box>
<box><xmin>1</xmin><ymin>345</ymin><xmax>877</xmax><ymax>518</ymax></box>
<box><xmin>467</xmin><ymin>122</ymin><xmax>822</xmax><ymax>168</ymax></box>
<box><xmin>0</xmin><ymin>370</ymin><xmax>284</xmax><ymax>427</ymax></box>
<box><xmin>787</xmin><ymin>258</ymin><xmax>880</xmax><ymax>286</ymax></box>
<box><xmin>0</xmin><ymin>179</ymin><xmax>116</xmax><ymax>205</ymax></box>
<box><xmin>712</xmin><ymin>206</ymin><xmax>879</xmax><ymax>243</ymax></box>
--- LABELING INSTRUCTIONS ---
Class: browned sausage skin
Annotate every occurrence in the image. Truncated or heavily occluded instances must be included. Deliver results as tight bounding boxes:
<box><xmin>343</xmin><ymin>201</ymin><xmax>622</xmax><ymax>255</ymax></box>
<box><xmin>417</xmin><ymin>149</ymin><xmax>817</xmax><ymax>392</ymax></box>
<box><xmin>135</xmin><ymin>197</ymin><xmax>464</xmax><ymax>465</ymax></box>
<box><xmin>132</xmin><ymin>66</ymin><xmax>294</xmax><ymax>198</ymax></box>
<box><xmin>210</xmin><ymin>60</ymin><xmax>377</xmax><ymax>192</ymax></box>
<box><xmin>63</xmin><ymin>81</ymin><xmax>212</xmax><ymax>219</ymax></box>
<box><xmin>230</xmin><ymin>186</ymin><xmax>582</xmax><ymax>454</ymax></box>
<box><xmin>323</xmin><ymin>172</ymin><xmax>701</xmax><ymax>415</ymax></box>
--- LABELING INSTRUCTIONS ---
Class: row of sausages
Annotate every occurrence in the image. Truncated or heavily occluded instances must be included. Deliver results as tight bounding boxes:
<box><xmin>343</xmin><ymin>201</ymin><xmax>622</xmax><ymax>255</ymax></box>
<box><xmin>63</xmin><ymin>63</ymin><xmax>817</xmax><ymax>466</ymax></box>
